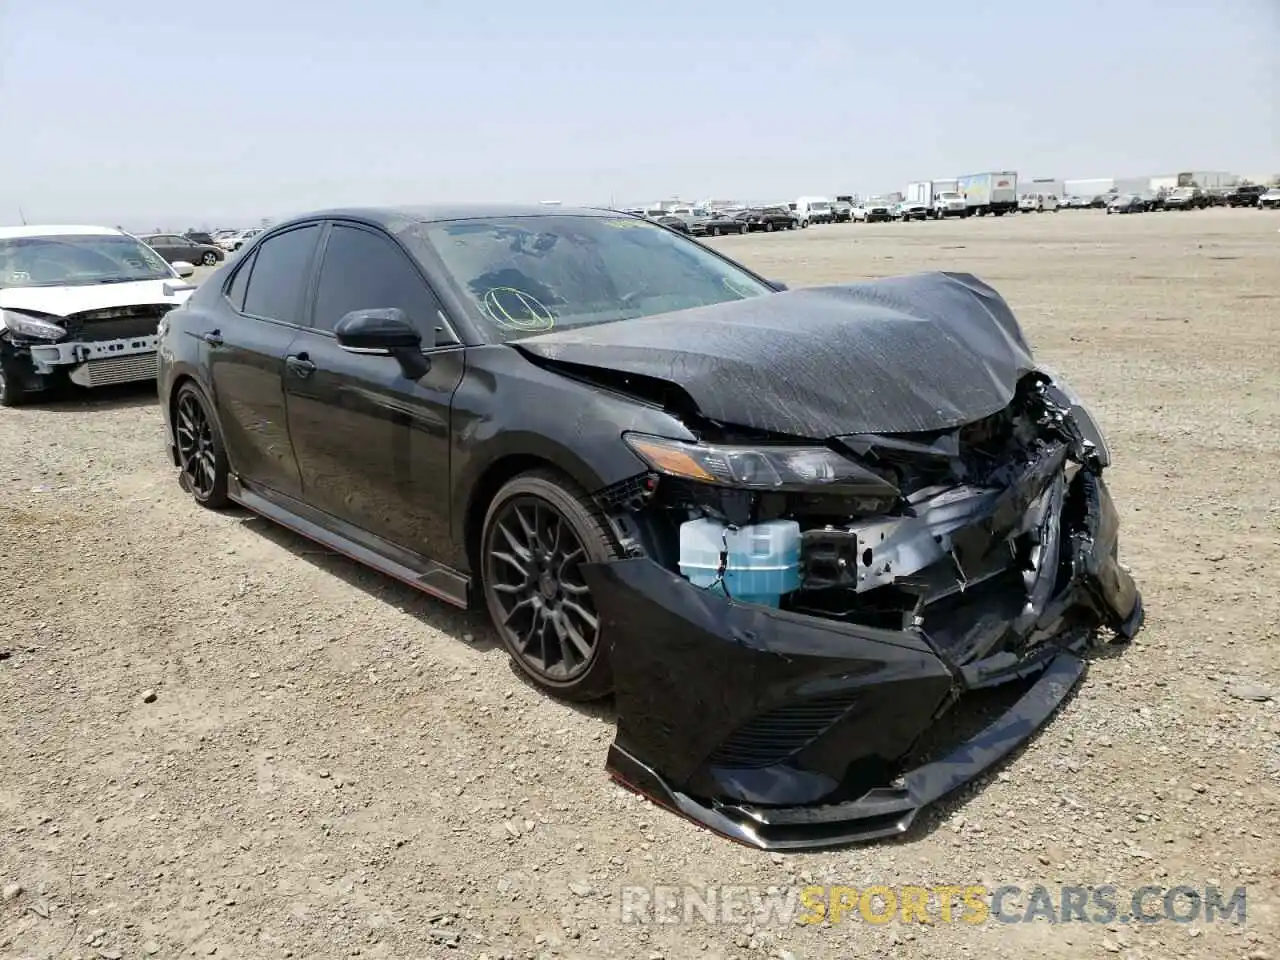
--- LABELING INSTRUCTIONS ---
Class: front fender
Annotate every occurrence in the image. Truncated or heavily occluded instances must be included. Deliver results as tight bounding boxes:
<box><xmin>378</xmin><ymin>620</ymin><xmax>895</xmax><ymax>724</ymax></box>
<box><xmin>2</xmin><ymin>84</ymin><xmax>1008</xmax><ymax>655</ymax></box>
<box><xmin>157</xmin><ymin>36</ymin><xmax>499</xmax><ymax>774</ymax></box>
<box><xmin>447</xmin><ymin>346</ymin><xmax>689</xmax><ymax>547</ymax></box>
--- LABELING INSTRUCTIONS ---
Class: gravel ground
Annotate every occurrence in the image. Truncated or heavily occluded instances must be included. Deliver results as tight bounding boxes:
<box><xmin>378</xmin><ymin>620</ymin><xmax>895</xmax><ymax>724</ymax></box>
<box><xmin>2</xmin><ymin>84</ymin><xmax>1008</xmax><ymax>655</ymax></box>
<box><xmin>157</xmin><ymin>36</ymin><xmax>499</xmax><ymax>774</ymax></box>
<box><xmin>2</xmin><ymin>208</ymin><xmax>1278</xmax><ymax>960</ymax></box>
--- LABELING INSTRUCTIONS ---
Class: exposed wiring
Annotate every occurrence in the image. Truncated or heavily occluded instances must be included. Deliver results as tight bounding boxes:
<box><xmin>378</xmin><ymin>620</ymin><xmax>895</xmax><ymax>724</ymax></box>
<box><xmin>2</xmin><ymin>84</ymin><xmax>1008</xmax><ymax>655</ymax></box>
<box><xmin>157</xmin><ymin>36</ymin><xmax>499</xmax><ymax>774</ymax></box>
<box><xmin>702</xmin><ymin>523</ymin><xmax>737</xmax><ymax>598</ymax></box>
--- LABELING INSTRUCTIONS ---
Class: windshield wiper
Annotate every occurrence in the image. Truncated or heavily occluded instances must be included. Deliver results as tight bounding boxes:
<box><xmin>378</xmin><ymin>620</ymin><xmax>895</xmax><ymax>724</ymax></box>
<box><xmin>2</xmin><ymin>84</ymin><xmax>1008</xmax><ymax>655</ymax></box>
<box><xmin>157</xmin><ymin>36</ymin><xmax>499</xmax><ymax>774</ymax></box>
<box><xmin>88</xmin><ymin>276</ymin><xmax>162</xmax><ymax>284</ymax></box>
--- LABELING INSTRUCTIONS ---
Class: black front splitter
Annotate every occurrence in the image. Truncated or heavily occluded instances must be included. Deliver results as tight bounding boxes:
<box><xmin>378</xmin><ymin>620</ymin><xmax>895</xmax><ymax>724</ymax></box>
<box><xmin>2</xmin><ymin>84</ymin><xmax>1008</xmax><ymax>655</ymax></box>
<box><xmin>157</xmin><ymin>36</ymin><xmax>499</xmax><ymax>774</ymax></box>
<box><xmin>608</xmin><ymin>651</ymin><xmax>1086</xmax><ymax>850</ymax></box>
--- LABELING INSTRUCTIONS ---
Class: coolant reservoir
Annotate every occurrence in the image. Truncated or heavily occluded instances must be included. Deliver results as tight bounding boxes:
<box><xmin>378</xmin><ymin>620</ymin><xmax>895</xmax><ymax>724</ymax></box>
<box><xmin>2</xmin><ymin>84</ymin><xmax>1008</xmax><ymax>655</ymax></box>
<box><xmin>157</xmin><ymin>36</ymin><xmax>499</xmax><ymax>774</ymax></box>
<box><xmin>678</xmin><ymin>518</ymin><xmax>802</xmax><ymax>608</ymax></box>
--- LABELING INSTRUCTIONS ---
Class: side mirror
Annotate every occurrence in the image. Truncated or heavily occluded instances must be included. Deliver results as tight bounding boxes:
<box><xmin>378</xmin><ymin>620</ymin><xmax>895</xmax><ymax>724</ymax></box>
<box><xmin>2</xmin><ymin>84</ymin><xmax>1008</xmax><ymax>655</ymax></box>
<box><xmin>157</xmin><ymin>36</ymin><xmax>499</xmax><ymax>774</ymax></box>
<box><xmin>334</xmin><ymin>308</ymin><xmax>430</xmax><ymax>379</ymax></box>
<box><xmin>771</xmin><ymin>280</ymin><xmax>789</xmax><ymax>291</ymax></box>
<box><xmin>335</xmin><ymin>308</ymin><xmax>422</xmax><ymax>354</ymax></box>
<box><xmin>172</xmin><ymin>261</ymin><xmax>195</xmax><ymax>278</ymax></box>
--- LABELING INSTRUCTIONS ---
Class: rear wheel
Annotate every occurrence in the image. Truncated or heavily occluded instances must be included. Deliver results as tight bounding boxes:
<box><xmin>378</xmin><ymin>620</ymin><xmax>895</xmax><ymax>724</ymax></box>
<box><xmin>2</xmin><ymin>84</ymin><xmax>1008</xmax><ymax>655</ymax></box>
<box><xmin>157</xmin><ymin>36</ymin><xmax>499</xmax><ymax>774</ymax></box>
<box><xmin>201</xmin><ymin>251</ymin><xmax>219</xmax><ymax>266</ymax></box>
<box><xmin>173</xmin><ymin>381</ymin><xmax>230</xmax><ymax>508</ymax></box>
<box><xmin>480</xmin><ymin>470</ymin><xmax>623</xmax><ymax>701</ymax></box>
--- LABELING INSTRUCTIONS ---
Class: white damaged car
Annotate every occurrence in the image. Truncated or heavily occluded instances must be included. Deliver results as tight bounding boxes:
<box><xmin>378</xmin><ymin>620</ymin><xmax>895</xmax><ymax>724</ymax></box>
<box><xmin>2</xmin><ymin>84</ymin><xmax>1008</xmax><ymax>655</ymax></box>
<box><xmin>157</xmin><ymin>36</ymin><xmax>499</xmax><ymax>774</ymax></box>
<box><xmin>0</xmin><ymin>225</ymin><xmax>198</xmax><ymax>406</ymax></box>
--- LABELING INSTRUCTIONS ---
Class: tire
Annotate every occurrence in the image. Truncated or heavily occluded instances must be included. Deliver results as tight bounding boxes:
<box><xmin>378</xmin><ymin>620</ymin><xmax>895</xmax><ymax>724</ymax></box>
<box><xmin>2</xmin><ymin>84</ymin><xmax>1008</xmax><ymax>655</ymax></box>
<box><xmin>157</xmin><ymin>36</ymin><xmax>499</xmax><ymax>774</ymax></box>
<box><xmin>709</xmin><ymin>226</ymin><xmax>720</xmax><ymax>237</ymax></box>
<box><xmin>173</xmin><ymin>381</ymin><xmax>230</xmax><ymax>509</ymax></box>
<box><xmin>480</xmin><ymin>469</ymin><xmax>623</xmax><ymax>701</ymax></box>
<box><xmin>0</xmin><ymin>353</ymin><xmax>30</xmax><ymax>408</ymax></box>
<box><xmin>201</xmin><ymin>251</ymin><xmax>219</xmax><ymax>266</ymax></box>
<box><xmin>739</xmin><ymin>224</ymin><xmax>748</xmax><ymax>234</ymax></box>
<box><xmin>765</xmin><ymin>222</ymin><xmax>775</xmax><ymax>232</ymax></box>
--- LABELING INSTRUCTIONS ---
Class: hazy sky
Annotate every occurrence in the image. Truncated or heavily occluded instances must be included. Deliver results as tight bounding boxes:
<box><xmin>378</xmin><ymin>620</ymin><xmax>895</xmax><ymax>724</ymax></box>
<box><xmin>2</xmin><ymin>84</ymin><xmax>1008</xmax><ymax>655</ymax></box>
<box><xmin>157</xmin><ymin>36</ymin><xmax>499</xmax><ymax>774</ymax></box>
<box><xmin>1</xmin><ymin>0</ymin><xmax>1276</xmax><ymax>227</ymax></box>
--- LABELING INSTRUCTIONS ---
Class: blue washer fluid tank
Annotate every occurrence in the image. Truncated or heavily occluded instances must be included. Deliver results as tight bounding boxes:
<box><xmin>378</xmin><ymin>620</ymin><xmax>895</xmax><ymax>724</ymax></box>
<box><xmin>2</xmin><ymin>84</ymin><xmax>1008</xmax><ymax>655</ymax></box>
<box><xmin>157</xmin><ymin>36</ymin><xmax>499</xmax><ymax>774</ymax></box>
<box><xmin>678</xmin><ymin>518</ymin><xmax>802</xmax><ymax>608</ymax></box>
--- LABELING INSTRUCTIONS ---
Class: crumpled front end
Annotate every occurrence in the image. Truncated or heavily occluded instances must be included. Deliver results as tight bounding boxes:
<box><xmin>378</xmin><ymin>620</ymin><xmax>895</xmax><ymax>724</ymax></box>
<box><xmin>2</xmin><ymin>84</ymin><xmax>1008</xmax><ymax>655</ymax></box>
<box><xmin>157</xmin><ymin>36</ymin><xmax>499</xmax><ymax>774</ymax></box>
<box><xmin>585</xmin><ymin>372</ymin><xmax>1143</xmax><ymax>849</ymax></box>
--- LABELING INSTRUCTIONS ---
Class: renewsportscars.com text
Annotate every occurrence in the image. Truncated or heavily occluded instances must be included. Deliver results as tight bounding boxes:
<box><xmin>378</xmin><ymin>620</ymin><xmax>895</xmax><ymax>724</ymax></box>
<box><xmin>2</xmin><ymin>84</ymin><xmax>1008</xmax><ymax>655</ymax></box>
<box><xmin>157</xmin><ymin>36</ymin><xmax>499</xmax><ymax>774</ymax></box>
<box><xmin>618</xmin><ymin>884</ymin><xmax>1247</xmax><ymax>926</ymax></box>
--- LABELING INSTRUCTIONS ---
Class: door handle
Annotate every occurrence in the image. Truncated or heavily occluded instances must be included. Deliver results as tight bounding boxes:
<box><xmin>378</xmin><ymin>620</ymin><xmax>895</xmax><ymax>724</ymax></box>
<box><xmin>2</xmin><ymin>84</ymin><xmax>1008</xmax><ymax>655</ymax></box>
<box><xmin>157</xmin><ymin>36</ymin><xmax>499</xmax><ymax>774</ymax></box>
<box><xmin>285</xmin><ymin>354</ymin><xmax>316</xmax><ymax>378</ymax></box>
<box><xmin>202</xmin><ymin>329</ymin><xmax>223</xmax><ymax>346</ymax></box>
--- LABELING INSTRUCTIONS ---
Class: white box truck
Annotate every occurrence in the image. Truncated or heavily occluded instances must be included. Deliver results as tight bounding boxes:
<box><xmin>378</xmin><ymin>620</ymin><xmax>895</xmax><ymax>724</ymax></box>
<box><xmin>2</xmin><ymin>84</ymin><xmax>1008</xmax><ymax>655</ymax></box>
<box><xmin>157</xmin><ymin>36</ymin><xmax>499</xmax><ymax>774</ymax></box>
<box><xmin>905</xmin><ymin>181</ymin><xmax>934</xmax><ymax>206</ymax></box>
<box><xmin>957</xmin><ymin>171</ymin><xmax>1019</xmax><ymax>216</ymax></box>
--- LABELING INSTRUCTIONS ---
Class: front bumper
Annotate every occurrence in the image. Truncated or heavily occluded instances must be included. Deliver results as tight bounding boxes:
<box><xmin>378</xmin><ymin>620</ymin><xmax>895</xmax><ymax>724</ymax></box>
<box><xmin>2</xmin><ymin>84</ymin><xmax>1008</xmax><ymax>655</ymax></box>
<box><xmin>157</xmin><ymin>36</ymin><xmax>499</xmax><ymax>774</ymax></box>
<box><xmin>26</xmin><ymin>335</ymin><xmax>160</xmax><ymax>387</ymax></box>
<box><xmin>584</xmin><ymin>468</ymin><xmax>1143</xmax><ymax>850</ymax></box>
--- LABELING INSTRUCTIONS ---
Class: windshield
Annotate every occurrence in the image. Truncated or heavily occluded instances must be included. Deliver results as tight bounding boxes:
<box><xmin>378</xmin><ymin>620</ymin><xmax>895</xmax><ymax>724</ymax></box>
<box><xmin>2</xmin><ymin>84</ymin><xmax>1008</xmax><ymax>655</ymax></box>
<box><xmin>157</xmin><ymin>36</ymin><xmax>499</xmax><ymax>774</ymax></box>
<box><xmin>938</xmin><ymin>192</ymin><xmax>961</xmax><ymax>200</ymax></box>
<box><xmin>0</xmin><ymin>234</ymin><xmax>172</xmax><ymax>288</ymax></box>
<box><xmin>809</xmin><ymin>201</ymin><xmax>831</xmax><ymax>211</ymax></box>
<box><xmin>420</xmin><ymin>215</ymin><xmax>775</xmax><ymax>341</ymax></box>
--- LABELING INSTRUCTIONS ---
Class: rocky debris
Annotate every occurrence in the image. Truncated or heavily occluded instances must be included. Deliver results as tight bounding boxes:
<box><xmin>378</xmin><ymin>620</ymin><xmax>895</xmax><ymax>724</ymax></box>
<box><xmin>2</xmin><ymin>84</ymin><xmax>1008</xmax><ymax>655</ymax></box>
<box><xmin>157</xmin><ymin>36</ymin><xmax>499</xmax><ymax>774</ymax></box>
<box><xmin>141</xmin><ymin>688</ymin><xmax>157</xmax><ymax>703</ymax></box>
<box><xmin>2</xmin><ymin>882</ymin><xmax>22</xmax><ymax>902</ymax></box>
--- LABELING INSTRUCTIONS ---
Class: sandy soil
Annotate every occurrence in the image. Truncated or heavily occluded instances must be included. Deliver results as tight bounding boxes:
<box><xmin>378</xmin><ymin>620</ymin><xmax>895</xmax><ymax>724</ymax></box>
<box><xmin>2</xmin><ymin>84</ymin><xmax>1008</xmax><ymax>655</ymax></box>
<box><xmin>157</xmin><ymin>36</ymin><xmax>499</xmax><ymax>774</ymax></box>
<box><xmin>2</xmin><ymin>207</ymin><xmax>1278</xmax><ymax>960</ymax></box>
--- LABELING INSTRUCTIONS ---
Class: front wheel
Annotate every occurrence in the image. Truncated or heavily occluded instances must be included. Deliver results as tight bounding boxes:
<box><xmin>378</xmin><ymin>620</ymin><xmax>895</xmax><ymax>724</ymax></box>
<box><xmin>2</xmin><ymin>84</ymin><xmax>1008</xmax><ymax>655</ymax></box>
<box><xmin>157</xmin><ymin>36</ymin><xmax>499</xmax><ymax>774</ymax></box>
<box><xmin>480</xmin><ymin>470</ymin><xmax>622</xmax><ymax>701</ymax></box>
<box><xmin>173</xmin><ymin>381</ymin><xmax>230</xmax><ymax>508</ymax></box>
<box><xmin>0</xmin><ymin>354</ymin><xmax>30</xmax><ymax>408</ymax></box>
<box><xmin>765</xmin><ymin>222</ymin><xmax>775</xmax><ymax>232</ymax></box>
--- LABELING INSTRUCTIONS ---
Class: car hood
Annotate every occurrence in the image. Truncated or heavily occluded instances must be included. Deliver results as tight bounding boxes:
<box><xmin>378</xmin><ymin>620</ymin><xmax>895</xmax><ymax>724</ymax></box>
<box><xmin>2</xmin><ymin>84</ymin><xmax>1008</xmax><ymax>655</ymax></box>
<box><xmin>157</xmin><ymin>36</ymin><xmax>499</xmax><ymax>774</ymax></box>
<box><xmin>514</xmin><ymin>271</ymin><xmax>1038</xmax><ymax>437</ymax></box>
<box><xmin>0</xmin><ymin>278</ymin><xmax>193</xmax><ymax>317</ymax></box>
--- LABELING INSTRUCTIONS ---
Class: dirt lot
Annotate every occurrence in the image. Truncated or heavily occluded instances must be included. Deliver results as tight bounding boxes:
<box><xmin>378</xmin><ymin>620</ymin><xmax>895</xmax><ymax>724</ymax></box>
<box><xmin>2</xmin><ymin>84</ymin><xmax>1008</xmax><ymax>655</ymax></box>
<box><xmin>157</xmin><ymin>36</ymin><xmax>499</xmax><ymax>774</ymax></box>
<box><xmin>2</xmin><ymin>208</ymin><xmax>1278</xmax><ymax>960</ymax></box>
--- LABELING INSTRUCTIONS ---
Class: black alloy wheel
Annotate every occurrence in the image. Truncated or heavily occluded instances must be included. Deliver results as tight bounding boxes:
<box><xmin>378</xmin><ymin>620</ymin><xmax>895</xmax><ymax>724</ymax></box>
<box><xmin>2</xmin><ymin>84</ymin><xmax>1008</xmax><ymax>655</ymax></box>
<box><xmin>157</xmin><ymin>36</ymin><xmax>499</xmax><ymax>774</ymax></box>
<box><xmin>174</xmin><ymin>383</ymin><xmax>229</xmax><ymax>508</ymax></box>
<box><xmin>201</xmin><ymin>251</ymin><xmax>219</xmax><ymax>266</ymax></box>
<box><xmin>481</xmin><ymin>471</ymin><xmax>621</xmax><ymax>700</ymax></box>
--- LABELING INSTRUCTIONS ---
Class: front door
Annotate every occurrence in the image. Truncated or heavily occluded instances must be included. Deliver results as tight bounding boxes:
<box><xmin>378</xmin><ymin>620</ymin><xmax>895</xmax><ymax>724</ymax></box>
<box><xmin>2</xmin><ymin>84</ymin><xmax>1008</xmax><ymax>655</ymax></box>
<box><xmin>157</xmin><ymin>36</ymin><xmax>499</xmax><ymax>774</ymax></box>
<box><xmin>207</xmin><ymin>223</ymin><xmax>323</xmax><ymax>500</ymax></box>
<box><xmin>283</xmin><ymin>221</ymin><xmax>464</xmax><ymax>560</ymax></box>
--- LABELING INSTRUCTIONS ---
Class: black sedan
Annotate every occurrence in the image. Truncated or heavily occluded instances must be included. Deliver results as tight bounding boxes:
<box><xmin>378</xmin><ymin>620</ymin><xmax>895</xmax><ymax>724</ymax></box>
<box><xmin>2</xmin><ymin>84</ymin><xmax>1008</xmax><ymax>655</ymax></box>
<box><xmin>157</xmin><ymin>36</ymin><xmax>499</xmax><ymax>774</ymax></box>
<box><xmin>689</xmin><ymin>212</ymin><xmax>748</xmax><ymax>236</ymax></box>
<box><xmin>157</xmin><ymin>205</ymin><xmax>1143</xmax><ymax>849</ymax></box>
<box><xmin>1105</xmin><ymin>194</ymin><xmax>1147</xmax><ymax>214</ymax></box>
<box><xmin>733</xmin><ymin>206</ymin><xmax>797</xmax><ymax>232</ymax></box>
<box><xmin>141</xmin><ymin>233</ymin><xmax>225</xmax><ymax>266</ymax></box>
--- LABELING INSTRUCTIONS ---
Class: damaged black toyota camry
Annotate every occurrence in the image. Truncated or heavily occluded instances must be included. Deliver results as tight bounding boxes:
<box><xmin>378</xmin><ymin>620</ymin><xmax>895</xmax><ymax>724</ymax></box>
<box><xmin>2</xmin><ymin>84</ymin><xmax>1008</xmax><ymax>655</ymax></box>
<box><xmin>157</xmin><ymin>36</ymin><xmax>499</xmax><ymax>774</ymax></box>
<box><xmin>157</xmin><ymin>204</ymin><xmax>1143</xmax><ymax>849</ymax></box>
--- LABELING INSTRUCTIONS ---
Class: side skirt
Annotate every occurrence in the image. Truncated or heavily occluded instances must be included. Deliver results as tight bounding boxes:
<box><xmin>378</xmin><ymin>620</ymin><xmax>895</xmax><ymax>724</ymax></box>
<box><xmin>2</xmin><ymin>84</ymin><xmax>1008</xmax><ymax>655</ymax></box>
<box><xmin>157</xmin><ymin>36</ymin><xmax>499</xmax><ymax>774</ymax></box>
<box><xmin>227</xmin><ymin>475</ymin><xmax>471</xmax><ymax>608</ymax></box>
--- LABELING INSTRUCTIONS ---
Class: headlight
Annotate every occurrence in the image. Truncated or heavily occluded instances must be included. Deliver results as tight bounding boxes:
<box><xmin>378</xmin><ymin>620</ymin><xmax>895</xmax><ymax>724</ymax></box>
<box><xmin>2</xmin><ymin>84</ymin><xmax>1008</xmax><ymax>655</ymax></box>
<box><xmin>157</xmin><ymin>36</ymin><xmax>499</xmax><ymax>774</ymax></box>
<box><xmin>623</xmin><ymin>432</ymin><xmax>899</xmax><ymax>497</ymax></box>
<box><xmin>0</xmin><ymin>309</ymin><xmax>67</xmax><ymax>341</ymax></box>
<box><xmin>1037</xmin><ymin>366</ymin><xmax>1112</xmax><ymax>467</ymax></box>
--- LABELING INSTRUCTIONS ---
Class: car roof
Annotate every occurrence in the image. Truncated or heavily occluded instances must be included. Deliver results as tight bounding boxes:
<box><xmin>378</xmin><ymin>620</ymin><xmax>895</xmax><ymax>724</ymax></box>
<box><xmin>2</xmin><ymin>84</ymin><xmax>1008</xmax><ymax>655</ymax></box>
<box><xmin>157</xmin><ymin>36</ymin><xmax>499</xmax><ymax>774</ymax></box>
<box><xmin>274</xmin><ymin>204</ymin><xmax>625</xmax><ymax>230</ymax></box>
<box><xmin>0</xmin><ymin>224</ymin><xmax>126</xmax><ymax>239</ymax></box>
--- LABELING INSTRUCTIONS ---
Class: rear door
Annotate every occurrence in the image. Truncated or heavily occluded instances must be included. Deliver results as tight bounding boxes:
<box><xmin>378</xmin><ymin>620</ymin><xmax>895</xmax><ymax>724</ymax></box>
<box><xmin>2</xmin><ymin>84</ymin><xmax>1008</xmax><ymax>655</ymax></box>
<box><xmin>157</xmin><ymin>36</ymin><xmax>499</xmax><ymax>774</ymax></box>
<box><xmin>282</xmin><ymin>221</ymin><xmax>465</xmax><ymax>560</ymax></box>
<box><xmin>207</xmin><ymin>223</ymin><xmax>322</xmax><ymax>499</ymax></box>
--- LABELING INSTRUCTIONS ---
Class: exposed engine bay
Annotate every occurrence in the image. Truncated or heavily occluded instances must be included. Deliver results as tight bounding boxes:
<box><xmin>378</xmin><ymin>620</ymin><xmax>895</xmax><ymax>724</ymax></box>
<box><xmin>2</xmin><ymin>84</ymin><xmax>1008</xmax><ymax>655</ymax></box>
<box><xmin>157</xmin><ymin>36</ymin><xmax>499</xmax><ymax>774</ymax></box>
<box><xmin>596</xmin><ymin>370</ymin><xmax>1133</xmax><ymax>666</ymax></box>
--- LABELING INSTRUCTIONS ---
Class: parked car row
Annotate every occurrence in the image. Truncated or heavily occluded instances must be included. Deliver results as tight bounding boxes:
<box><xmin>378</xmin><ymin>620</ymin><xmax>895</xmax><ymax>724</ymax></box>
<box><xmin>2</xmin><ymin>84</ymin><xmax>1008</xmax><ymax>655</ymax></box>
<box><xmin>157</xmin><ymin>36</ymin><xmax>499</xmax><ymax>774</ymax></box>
<box><xmin>640</xmin><ymin>207</ymin><xmax>799</xmax><ymax>235</ymax></box>
<box><xmin>634</xmin><ymin>182</ymin><xmax>1280</xmax><ymax>238</ymax></box>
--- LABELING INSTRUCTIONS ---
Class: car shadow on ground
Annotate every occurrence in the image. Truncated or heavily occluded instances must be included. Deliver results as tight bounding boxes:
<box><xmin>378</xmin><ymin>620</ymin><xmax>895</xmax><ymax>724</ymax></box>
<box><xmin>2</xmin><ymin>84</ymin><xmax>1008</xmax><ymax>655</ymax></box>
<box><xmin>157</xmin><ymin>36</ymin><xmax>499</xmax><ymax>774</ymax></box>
<box><xmin>20</xmin><ymin>380</ymin><xmax>158</xmax><ymax>412</ymax></box>
<box><xmin>227</xmin><ymin>505</ymin><xmax>620</xmax><ymax>723</ymax></box>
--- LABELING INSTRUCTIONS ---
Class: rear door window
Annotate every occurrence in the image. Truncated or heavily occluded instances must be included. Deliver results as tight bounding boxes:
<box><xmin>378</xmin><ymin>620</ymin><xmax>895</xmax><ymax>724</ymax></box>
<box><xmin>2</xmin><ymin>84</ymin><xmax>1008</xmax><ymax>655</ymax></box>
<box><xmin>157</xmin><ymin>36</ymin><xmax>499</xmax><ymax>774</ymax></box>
<box><xmin>224</xmin><ymin>250</ymin><xmax>256</xmax><ymax>312</ymax></box>
<box><xmin>241</xmin><ymin>225</ymin><xmax>320</xmax><ymax>326</ymax></box>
